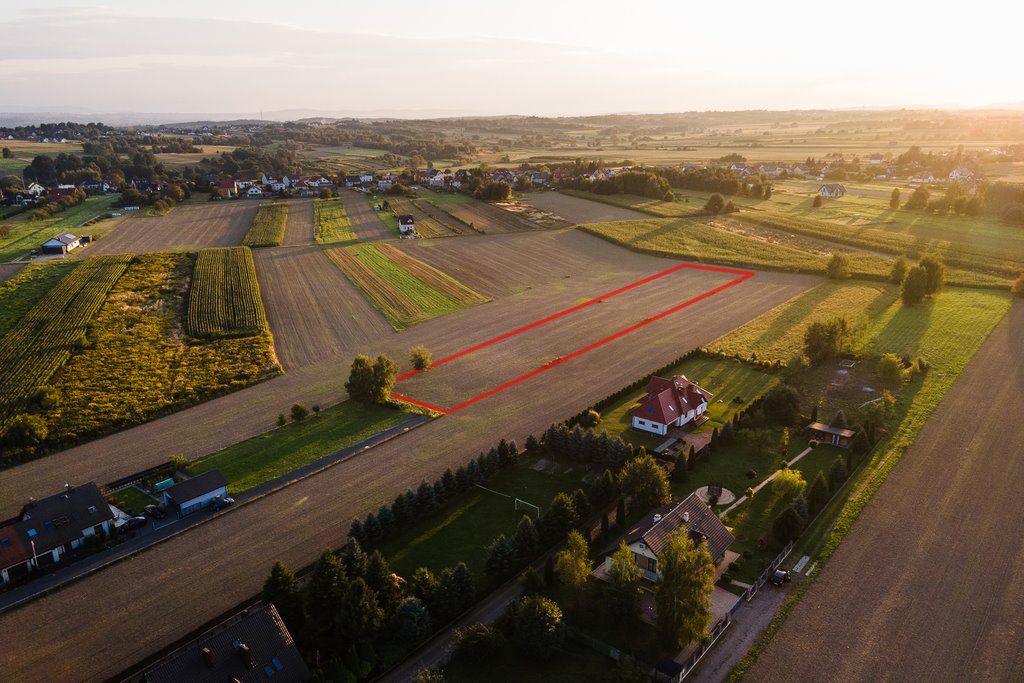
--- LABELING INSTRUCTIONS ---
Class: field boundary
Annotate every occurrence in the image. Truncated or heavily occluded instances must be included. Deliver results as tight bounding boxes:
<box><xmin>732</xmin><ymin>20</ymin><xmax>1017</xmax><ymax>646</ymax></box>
<box><xmin>391</xmin><ymin>263</ymin><xmax>754</xmax><ymax>414</ymax></box>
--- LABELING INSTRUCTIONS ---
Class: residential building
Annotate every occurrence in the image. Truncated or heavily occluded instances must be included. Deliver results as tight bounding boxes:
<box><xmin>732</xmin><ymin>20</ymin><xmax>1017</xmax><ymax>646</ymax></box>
<box><xmin>817</xmin><ymin>183</ymin><xmax>846</xmax><ymax>198</ymax></box>
<box><xmin>216</xmin><ymin>179</ymin><xmax>238</xmax><ymax>198</ymax></box>
<box><xmin>629</xmin><ymin>375</ymin><xmax>712</xmax><ymax>436</ymax></box>
<box><xmin>398</xmin><ymin>214</ymin><xmax>416</xmax><ymax>235</ymax></box>
<box><xmin>163</xmin><ymin>471</ymin><xmax>228</xmax><ymax>517</ymax></box>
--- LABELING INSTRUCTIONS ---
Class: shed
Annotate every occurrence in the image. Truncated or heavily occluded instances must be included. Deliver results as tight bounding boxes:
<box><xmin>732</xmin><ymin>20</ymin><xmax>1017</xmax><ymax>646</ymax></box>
<box><xmin>807</xmin><ymin>422</ymin><xmax>856</xmax><ymax>448</ymax></box>
<box><xmin>40</xmin><ymin>232</ymin><xmax>81</xmax><ymax>255</ymax></box>
<box><xmin>163</xmin><ymin>471</ymin><xmax>228</xmax><ymax>517</ymax></box>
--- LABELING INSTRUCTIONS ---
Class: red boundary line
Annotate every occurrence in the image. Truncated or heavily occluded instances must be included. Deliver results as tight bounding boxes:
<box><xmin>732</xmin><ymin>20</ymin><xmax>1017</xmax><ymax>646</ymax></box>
<box><xmin>391</xmin><ymin>263</ymin><xmax>754</xmax><ymax>415</ymax></box>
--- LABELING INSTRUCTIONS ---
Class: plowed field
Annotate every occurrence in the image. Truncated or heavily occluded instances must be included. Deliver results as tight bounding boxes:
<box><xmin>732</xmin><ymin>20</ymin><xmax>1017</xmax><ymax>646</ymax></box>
<box><xmin>340</xmin><ymin>190</ymin><xmax>392</xmax><ymax>241</ymax></box>
<box><xmin>85</xmin><ymin>201</ymin><xmax>257</xmax><ymax>255</ymax></box>
<box><xmin>282</xmin><ymin>198</ymin><xmax>315</xmax><ymax>245</ymax></box>
<box><xmin>427</xmin><ymin>197</ymin><xmax>542</xmax><ymax>233</ymax></box>
<box><xmin>524</xmin><ymin>190</ymin><xmax>650</xmax><ymax>223</ymax></box>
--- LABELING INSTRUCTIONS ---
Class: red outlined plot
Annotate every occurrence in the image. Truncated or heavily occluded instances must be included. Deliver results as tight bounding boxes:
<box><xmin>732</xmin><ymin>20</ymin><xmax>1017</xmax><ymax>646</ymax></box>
<box><xmin>391</xmin><ymin>263</ymin><xmax>754</xmax><ymax>414</ymax></box>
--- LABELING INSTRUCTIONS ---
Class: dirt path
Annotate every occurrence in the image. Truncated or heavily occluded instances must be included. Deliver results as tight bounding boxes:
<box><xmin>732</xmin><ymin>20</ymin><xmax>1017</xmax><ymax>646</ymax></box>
<box><xmin>748</xmin><ymin>303</ymin><xmax>1024</xmax><ymax>682</ymax></box>
<box><xmin>339</xmin><ymin>190</ymin><xmax>392</xmax><ymax>241</ymax></box>
<box><xmin>282</xmin><ymin>198</ymin><xmax>315</xmax><ymax>246</ymax></box>
<box><xmin>0</xmin><ymin>256</ymin><xmax>817</xmax><ymax>681</ymax></box>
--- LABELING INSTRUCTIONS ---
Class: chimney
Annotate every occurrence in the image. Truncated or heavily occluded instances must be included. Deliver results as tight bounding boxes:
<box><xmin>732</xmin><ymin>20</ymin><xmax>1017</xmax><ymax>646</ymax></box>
<box><xmin>683</xmin><ymin>512</ymin><xmax>690</xmax><ymax>524</ymax></box>
<box><xmin>201</xmin><ymin>647</ymin><xmax>214</xmax><ymax>668</ymax></box>
<box><xmin>653</xmin><ymin>514</ymin><xmax>662</xmax><ymax>524</ymax></box>
<box><xmin>238</xmin><ymin>643</ymin><xmax>255</xmax><ymax>669</ymax></box>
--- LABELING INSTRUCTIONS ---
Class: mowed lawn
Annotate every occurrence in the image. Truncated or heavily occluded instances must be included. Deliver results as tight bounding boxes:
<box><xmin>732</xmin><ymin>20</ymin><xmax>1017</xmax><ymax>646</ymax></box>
<box><xmin>0</xmin><ymin>195</ymin><xmax>120</xmax><ymax>261</ymax></box>
<box><xmin>326</xmin><ymin>242</ymin><xmax>490</xmax><ymax>329</ymax></box>
<box><xmin>380</xmin><ymin>454</ymin><xmax>587</xmax><ymax>584</ymax></box>
<box><xmin>599</xmin><ymin>355</ymin><xmax>781</xmax><ymax>452</ymax></box>
<box><xmin>188</xmin><ymin>401</ymin><xmax>412</xmax><ymax>493</ymax></box>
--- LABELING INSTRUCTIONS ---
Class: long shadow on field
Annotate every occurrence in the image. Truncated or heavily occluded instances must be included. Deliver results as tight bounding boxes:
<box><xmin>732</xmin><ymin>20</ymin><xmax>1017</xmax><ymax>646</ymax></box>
<box><xmin>748</xmin><ymin>284</ymin><xmax>835</xmax><ymax>351</ymax></box>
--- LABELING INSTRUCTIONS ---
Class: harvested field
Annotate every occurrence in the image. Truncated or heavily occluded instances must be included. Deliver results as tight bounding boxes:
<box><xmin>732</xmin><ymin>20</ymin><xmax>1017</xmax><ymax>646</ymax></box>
<box><xmin>0</xmin><ymin>263</ymin><xmax>25</xmax><ymax>283</ymax></box>
<box><xmin>0</xmin><ymin>253</ymin><xmax>818</xmax><ymax>683</ymax></box>
<box><xmin>388</xmin><ymin>197</ymin><xmax>461</xmax><ymax>237</ymax></box>
<box><xmin>253</xmin><ymin>245</ymin><xmax>393</xmax><ymax>370</ymax></box>
<box><xmin>187</xmin><ymin>247</ymin><xmax>269</xmax><ymax>340</ymax></box>
<box><xmin>84</xmin><ymin>201</ymin><xmax>257</xmax><ymax>255</ymax></box>
<box><xmin>314</xmin><ymin>198</ymin><xmax>356</xmax><ymax>243</ymax></box>
<box><xmin>242</xmin><ymin>203</ymin><xmax>288</xmax><ymax>247</ymax></box>
<box><xmin>411</xmin><ymin>199</ymin><xmax>466</xmax><ymax>236</ymax></box>
<box><xmin>339</xmin><ymin>190</ymin><xmax>392</xmax><ymax>241</ymax></box>
<box><xmin>282</xmin><ymin>198</ymin><xmax>315</xmax><ymax>246</ymax></box>
<box><xmin>749</xmin><ymin>304</ymin><xmax>1024</xmax><ymax>682</ymax></box>
<box><xmin>524</xmin><ymin>190</ymin><xmax>650</xmax><ymax>223</ymax></box>
<box><xmin>326</xmin><ymin>243</ymin><xmax>489</xmax><ymax>329</ymax></box>
<box><xmin>424</xmin><ymin>196</ymin><xmax>542</xmax><ymax>233</ymax></box>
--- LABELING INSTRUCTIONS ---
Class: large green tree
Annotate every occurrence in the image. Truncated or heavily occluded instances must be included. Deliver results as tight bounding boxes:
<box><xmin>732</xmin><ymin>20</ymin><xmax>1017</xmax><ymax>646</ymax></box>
<box><xmin>618</xmin><ymin>453</ymin><xmax>671</xmax><ymax>512</ymax></box>
<box><xmin>803</xmin><ymin>318</ymin><xmax>850</xmax><ymax>362</ymax></box>
<box><xmin>655</xmin><ymin>532</ymin><xmax>715</xmax><ymax>651</ymax></box>
<box><xmin>555</xmin><ymin>530</ymin><xmax>591</xmax><ymax>592</ymax></box>
<box><xmin>607</xmin><ymin>542</ymin><xmax>642</xmax><ymax>619</ymax></box>
<box><xmin>338</xmin><ymin>577</ymin><xmax>384</xmax><ymax>643</ymax></box>
<box><xmin>513</xmin><ymin>595</ymin><xmax>564</xmax><ymax>660</ymax></box>
<box><xmin>306</xmin><ymin>550</ymin><xmax>347</xmax><ymax>648</ymax></box>
<box><xmin>345</xmin><ymin>353</ymin><xmax>398</xmax><ymax>404</ymax></box>
<box><xmin>901</xmin><ymin>265</ymin><xmax>929</xmax><ymax>305</ymax></box>
<box><xmin>262</xmin><ymin>561</ymin><xmax>304</xmax><ymax>633</ymax></box>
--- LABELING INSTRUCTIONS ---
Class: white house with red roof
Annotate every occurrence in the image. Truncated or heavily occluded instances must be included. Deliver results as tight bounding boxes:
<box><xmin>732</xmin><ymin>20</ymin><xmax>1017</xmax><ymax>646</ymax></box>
<box><xmin>628</xmin><ymin>375</ymin><xmax>712</xmax><ymax>436</ymax></box>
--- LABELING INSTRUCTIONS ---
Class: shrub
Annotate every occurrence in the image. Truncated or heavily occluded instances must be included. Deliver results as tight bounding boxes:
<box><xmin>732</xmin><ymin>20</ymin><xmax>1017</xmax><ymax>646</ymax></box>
<box><xmin>409</xmin><ymin>345</ymin><xmax>432</xmax><ymax>371</ymax></box>
<box><xmin>825</xmin><ymin>253</ymin><xmax>851</xmax><ymax>279</ymax></box>
<box><xmin>901</xmin><ymin>265</ymin><xmax>929</xmax><ymax>305</ymax></box>
<box><xmin>812</xmin><ymin>195</ymin><xmax>822</xmax><ymax>208</ymax></box>
<box><xmin>290</xmin><ymin>403</ymin><xmax>309</xmax><ymax>421</ymax></box>
<box><xmin>452</xmin><ymin>623</ymin><xmax>501</xmax><ymax>659</ymax></box>
<box><xmin>772</xmin><ymin>505</ymin><xmax>804</xmax><ymax>544</ymax></box>
<box><xmin>704</xmin><ymin>193</ymin><xmax>725</xmax><ymax>215</ymax></box>
<box><xmin>876</xmin><ymin>353</ymin><xmax>904</xmax><ymax>385</ymax></box>
<box><xmin>889</xmin><ymin>255</ymin><xmax>908</xmax><ymax>284</ymax></box>
<box><xmin>746</xmin><ymin>469</ymin><xmax>757</xmax><ymax>480</ymax></box>
<box><xmin>513</xmin><ymin>595</ymin><xmax>563</xmax><ymax>660</ymax></box>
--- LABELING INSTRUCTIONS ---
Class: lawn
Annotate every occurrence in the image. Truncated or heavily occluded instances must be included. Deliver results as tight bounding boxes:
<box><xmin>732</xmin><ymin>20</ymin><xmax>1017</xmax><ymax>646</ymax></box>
<box><xmin>0</xmin><ymin>195</ymin><xmax>120</xmax><ymax>261</ymax></box>
<box><xmin>314</xmin><ymin>198</ymin><xmax>356</xmax><ymax>243</ymax></box>
<box><xmin>108</xmin><ymin>485</ymin><xmax>157</xmax><ymax>516</ymax></box>
<box><xmin>598</xmin><ymin>355</ymin><xmax>781</xmax><ymax>452</ymax></box>
<box><xmin>0</xmin><ymin>260</ymin><xmax>78</xmax><ymax>337</ymax></box>
<box><xmin>379</xmin><ymin>454</ymin><xmax>587</xmax><ymax>584</ymax></box>
<box><xmin>188</xmin><ymin>401</ymin><xmax>412</xmax><ymax>494</ymax></box>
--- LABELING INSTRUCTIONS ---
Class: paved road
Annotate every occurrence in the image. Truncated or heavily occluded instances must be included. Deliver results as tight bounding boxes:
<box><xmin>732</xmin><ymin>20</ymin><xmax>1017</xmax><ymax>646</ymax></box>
<box><xmin>748</xmin><ymin>303</ymin><xmax>1024</xmax><ymax>682</ymax></box>
<box><xmin>0</xmin><ymin>268</ymin><xmax>817</xmax><ymax>681</ymax></box>
<box><xmin>340</xmin><ymin>189</ymin><xmax>392</xmax><ymax>241</ymax></box>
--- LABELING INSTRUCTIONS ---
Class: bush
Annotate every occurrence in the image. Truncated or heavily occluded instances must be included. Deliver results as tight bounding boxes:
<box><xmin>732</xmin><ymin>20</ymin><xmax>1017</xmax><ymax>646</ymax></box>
<box><xmin>513</xmin><ymin>595</ymin><xmax>563</xmax><ymax>660</ymax></box>
<box><xmin>290</xmin><ymin>403</ymin><xmax>309</xmax><ymax>421</ymax></box>
<box><xmin>452</xmin><ymin>623</ymin><xmax>500</xmax><ymax>659</ymax></box>
<box><xmin>825</xmin><ymin>253</ymin><xmax>851</xmax><ymax>279</ymax></box>
<box><xmin>410</xmin><ymin>345</ymin><xmax>432</xmax><ymax>371</ymax></box>
<box><xmin>876</xmin><ymin>353</ymin><xmax>904</xmax><ymax>385</ymax></box>
<box><xmin>904</xmin><ymin>186</ymin><xmax>930</xmax><ymax>210</ymax></box>
<box><xmin>812</xmin><ymin>195</ymin><xmax>822</xmax><ymax>208</ymax></box>
<box><xmin>704</xmin><ymin>193</ymin><xmax>725</xmax><ymax>215</ymax></box>
<box><xmin>889</xmin><ymin>256</ymin><xmax>908</xmax><ymax>284</ymax></box>
<box><xmin>901</xmin><ymin>265</ymin><xmax>929</xmax><ymax>305</ymax></box>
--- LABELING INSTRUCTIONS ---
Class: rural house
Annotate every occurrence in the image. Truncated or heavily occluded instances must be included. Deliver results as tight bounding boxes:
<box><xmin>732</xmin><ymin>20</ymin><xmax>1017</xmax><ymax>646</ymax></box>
<box><xmin>629</xmin><ymin>375</ymin><xmax>712</xmax><ymax>436</ymax></box>
<box><xmin>817</xmin><ymin>183</ymin><xmax>846</xmax><ymax>198</ymax></box>
<box><xmin>607</xmin><ymin>493</ymin><xmax>735</xmax><ymax>582</ymax></box>
<box><xmin>0</xmin><ymin>483</ymin><xmax>115</xmax><ymax>585</ymax></box>
<box><xmin>398</xmin><ymin>214</ymin><xmax>416</xmax><ymax>236</ymax></box>
<box><xmin>245</xmin><ymin>186</ymin><xmax>264</xmax><ymax>198</ymax></box>
<box><xmin>216</xmin><ymin>179</ymin><xmax>238</xmax><ymax>197</ymax></box>
<box><xmin>40</xmin><ymin>232</ymin><xmax>81</xmax><ymax>255</ymax></box>
<box><xmin>807</xmin><ymin>422</ymin><xmax>856</xmax><ymax>448</ymax></box>
<box><xmin>163</xmin><ymin>471</ymin><xmax>228</xmax><ymax>518</ymax></box>
<box><xmin>145</xmin><ymin>604</ymin><xmax>309</xmax><ymax>683</ymax></box>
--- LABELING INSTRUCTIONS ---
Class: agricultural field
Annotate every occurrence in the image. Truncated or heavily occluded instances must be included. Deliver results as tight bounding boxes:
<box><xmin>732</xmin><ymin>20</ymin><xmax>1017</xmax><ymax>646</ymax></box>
<box><xmin>326</xmin><ymin>242</ymin><xmax>490</xmax><ymax>329</ymax></box>
<box><xmin>0</xmin><ymin>195</ymin><xmax>121</xmax><ymax>261</ymax></box>
<box><xmin>750</xmin><ymin>305</ymin><xmax>1024</xmax><ymax>681</ymax></box>
<box><xmin>524</xmin><ymin>190</ymin><xmax>651</xmax><ymax>224</ymax></box>
<box><xmin>387</xmin><ymin>196</ymin><xmax>462</xmax><ymax>238</ymax></box>
<box><xmin>187</xmin><ymin>247</ymin><xmax>269</xmax><ymax>340</ymax></box>
<box><xmin>313</xmin><ymin>197</ymin><xmax>356</xmax><ymax>243</ymax></box>
<box><xmin>43</xmin><ymin>253</ymin><xmax>279</xmax><ymax>446</ymax></box>
<box><xmin>0</xmin><ymin>262</ymin><xmax>26</xmax><ymax>283</ymax></box>
<box><xmin>252</xmin><ymin>245</ymin><xmax>394</xmax><ymax>369</ymax></box>
<box><xmin>411</xmin><ymin>198</ymin><xmax>469</xmax><ymax>236</ymax></box>
<box><xmin>423</xmin><ymin>194</ymin><xmax>543</xmax><ymax>233</ymax></box>
<box><xmin>339</xmin><ymin>190</ymin><xmax>392</xmax><ymax>241</ymax></box>
<box><xmin>84</xmin><ymin>201</ymin><xmax>256</xmax><ymax>255</ymax></box>
<box><xmin>0</xmin><ymin>260</ymin><xmax>77</xmax><ymax>336</ymax></box>
<box><xmin>242</xmin><ymin>202</ymin><xmax>288</xmax><ymax>247</ymax></box>
<box><xmin>560</xmin><ymin>189</ymin><xmax>701</xmax><ymax>218</ymax></box>
<box><xmin>281</xmin><ymin>198</ymin><xmax>315</xmax><ymax>246</ymax></box>
<box><xmin>0</xmin><ymin>254</ymin><xmax>131</xmax><ymax>431</ymax></box>
<box><xmin>153</xmin><ymin>145</ymin><xmax>235</xmax><ymax>170</ymax></box>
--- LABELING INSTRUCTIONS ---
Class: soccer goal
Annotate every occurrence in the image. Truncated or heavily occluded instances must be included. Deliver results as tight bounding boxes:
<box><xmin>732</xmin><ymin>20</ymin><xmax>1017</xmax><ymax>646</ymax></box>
<box><xmin>514</xmin><ymin>498</ymin><xmax>541</xmax><ymax>518</ymax></box>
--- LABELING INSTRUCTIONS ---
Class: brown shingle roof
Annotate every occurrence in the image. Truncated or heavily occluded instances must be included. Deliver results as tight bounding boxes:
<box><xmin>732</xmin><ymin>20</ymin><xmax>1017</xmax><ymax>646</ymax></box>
<box><xmin>625</xmin><ymin>493</ymin><xmax>734</xmax><ymax>562</ymax></box>
<box><xmin>164</xmin><ymin>471</ymin><xmax>227</xmax><ymax>506</ymax></box>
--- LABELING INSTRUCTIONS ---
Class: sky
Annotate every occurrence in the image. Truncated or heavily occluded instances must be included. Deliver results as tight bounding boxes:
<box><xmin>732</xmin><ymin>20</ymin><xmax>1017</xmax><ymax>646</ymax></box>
<box><xmin>2</xmin><ymin>0</ymin><xmax>1021</xmax><ymax>119</ymax></box>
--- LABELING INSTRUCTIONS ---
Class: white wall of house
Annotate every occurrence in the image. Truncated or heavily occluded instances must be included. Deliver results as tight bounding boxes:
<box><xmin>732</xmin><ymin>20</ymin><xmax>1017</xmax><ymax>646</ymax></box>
<box><xmin>632</xmin><ymin>416</ymin><xmax>668</xmax><ymax>435</ymax></box>
<box><xmin>171</xmin><ymin>486</ymin><xmax>228</xmax><ymax>517</ymax></box>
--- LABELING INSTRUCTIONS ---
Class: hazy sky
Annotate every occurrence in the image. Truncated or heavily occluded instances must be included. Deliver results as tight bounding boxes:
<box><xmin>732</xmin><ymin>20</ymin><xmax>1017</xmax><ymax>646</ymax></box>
<box><xmin>2</xmin><ymin>1</ymin><xmax>1020</xmax><ymax>118</ymax></box>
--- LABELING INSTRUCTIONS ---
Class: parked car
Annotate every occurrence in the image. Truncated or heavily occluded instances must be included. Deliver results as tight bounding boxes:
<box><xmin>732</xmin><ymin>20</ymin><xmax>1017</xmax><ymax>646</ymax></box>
<box><xmin>143</xmin><ymin>504</ymin><xmax>166</xmax><ymax>519</ymax></box>
<box><xmin>771</xmin><ymin>569</ymin><xmax>792</xmax><ymax>586</ymax></box>
<box><xmin>124</xmin><ymin>516</ymin><xmax>148</xmax><ymax>530</ymax></box>
<box><xmin>212</xmin><ymin>496</ymin><xmax>235</xmax><ymax>511</ymax></box>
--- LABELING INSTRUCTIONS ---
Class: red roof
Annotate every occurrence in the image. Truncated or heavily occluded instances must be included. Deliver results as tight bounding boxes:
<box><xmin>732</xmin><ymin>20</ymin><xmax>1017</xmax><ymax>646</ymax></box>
<box><xmin>628</xmin><ymin>375</ymin><xmax>712</xmax><ymax>427</ymax></box>
<box><xmin>0</xmin><ymin>522</ymin><xmax>32</xmax><ymax>569</ymax></box>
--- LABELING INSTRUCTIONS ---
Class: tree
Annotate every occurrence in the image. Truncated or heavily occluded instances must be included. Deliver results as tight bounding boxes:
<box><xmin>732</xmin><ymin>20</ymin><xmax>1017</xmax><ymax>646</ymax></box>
<box><xmin>345</xmin><ymin>353</ymin><xmax>397</xmax><ymax>404</ymax></box>
<box><xmin>919</xmin><ymin>253</ymin><xmax>944</xmax><ymax>295</ymax></box>
<box><xmin>704</xmin><ymin>193</ymin><xmax>725</xmax><ymax>215</ymax></box>
<box><xmin>803</xmin><ymin>318</ymin><xmax>850</xmax><ymax>362</ymax></box>
<box><xmin>338</xmin><ymin>577</ymin><xmax>384</xmax><ymax>643</ymax></box>
<box><xmin>1012</xmin><ymin>273</ymin><xmax>1024</xmax><ymax>298</ymax></box>
<box><xmin>830</xmin><ymin>410</ymin><xmax>848</xmax><ymax>429</ymax></box>
<box><xmin>432</xmin><ymin>563</ymin><xmax>475</xmax><ymax>622</ymax></box>
<box><xmin>276</xmin><ymin>413</ymin><xmax>286</xmax><ymax>427</ymax></box>
<box><xmin>607</xmin><ymin>542</ymin><xmax>642</xmax><ymax>618</ymax></box>
<box><xmin>828</xmin><ymin>456</ymin><xmax>849</xmax><ymax>491</ymax></box>
<box><xmin>889</xmin><ymin>188</ymin><xmax>901</xmax><ymax>209</ymax></box>
<box><xmin>812</xmin><ymin>195</ymin><xmax>823</xmax><ymax>208</ymax></box>
<box><xmin>904</xmin><ymin>186</ymin><xmax>929</xmax><ymax>210</ymax></box>
<box><xmin>392</xmin><ymin>598</ymin><xmax>432</xmax><ymax>644</ymax></box>
<box><xmin>2</xmin><ymin>413</ymin><xmax>48</xmax><ymax>452</ymax></box>
<box><xmin>319</xmin><ymin>187</ymin><xmax>333</xmax><ymax>200</ymax></box>
<box><xmin>555</xmin><ymin>530</ymin><xmax>591</xmax><ymax>591</ymax></box>
<box><xmin>307</xmin><ymin>550</ymin><xmax>347</xmax><ymax>645</ymax></box>
<box><xmin>513</xmin><ymin>595</ymin><xmax>563</xmax><ymax>660</ymax></box>
<box><xmin>290</xmin><ymin>403</ymin><xmax>308</xmax><ymax>422</ymax></box>
<box><xmin>341</xmin><ymin>539</ymin><xmax>369</xmax><ymax>580</ymax></box>
<box><xmin>618</xmin><ymin>454</ymin><xmax>671</xmax><ymax>513</ymax></box>
<box><xmin>807</xmin><ymin>471</ymin><xmax>830</xmax><ymax>514</ymax></box>
<box><xmin>371</xmin><ymin>353</ymin><xmax>398</xmax><ymax>402</ymax></box>
<box><xmin>772</xmin><ymin>468</ymin><xmax>806</xmax><ymax>503</ymax></box>
<box><xmin>655</xmin><ymin>532</ymin><xmax>715</xmax><ymax>650</ymax></box>
<box><xmin>1</xmin><ymin>147</ymin><xmax>12</xmax><ymax>159</ymax></box>
<box><xmin>901</xmin><ymin>265</ymin><xmax>929</xmax><ymax>305</ymax></box>
<box><xmin>366</xmin><ymin>550</ymin><xmax>401</xmax><ymax>612</ymax></box>
<box><xmin>484</xmin><ymin>534</ymin><xmax>519</xmax><ymax>580</ymax></box>
<box><xmin>541</xmin><ymin>492</ymin><xmax>578</xmax><ymax>541</ymax></box>
<box><xmin>876</xmin><ymin>353</ymin><xmax>904</xmax><ymax>384</ymax></box>
<box><xmin>512</xmin><ymin>515</ymin><xmax>540</xmax><ymax>561</ymax></box>
<box><xmin>410</xmin><ymin>345</ymin><xmax>432</xmax><ymax>371</ymax></box>
<box><xmin>890</xmin><ymin>255</ymin><xmax>908</xmax><ymax>284</ymax></box>
<box><xmin>772</xmin><ymin>505</ymin><xmax>804</xmax><ymax>544</ymax></box>
<box><xmin>761</xmin><ymin>385</ymin><xmax>801</xmax><ymax>426</ymax></box>
<box><xmin>409</xmin><ymin>567</ymin><xmax>439</xmax><ymax>604</ymax></box>
<box><xmin>825</xmin><ymin>253</ymin><xmax>850</xmax><ymax>279</ymax></box>
<box><xmin>262</xmin><ymin>561</ymin><xmax>304</xmax><ymax>632</ymax></box>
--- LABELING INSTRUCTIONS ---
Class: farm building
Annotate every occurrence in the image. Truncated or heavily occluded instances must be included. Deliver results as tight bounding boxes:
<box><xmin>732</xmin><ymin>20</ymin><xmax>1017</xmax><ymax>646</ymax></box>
<box><xmin>817</xmin><ymin>183</ymin><xmax>846</xmax><ymax>198</ymax></box>
<box><xmin>40</xmin><ymin>232</ymin><xmax>81</xmax><ymax>255</ymax></box>
<box><xmin>629</xmin><ymin>375</ymin><xmax>712</xmax><ymax>436</ymax></box>
<box><xmin>607</xmin><ymin>493</ymin><xmax>735</xmax><ymax>582</ymax></box>
<box><xmin>145</xmin><ymin>604</ymin><xmax>309</xmax><ymax>683</ymax></box>
<box><xmin>0</xmin><ymin>483</ymin><xmax>115</xmax><ymax>586</ymax></box>
<box><xmin>807</xmin><ymin>422</ymin><xmax>856</xmax><ymax>448</ymax></box>
<box><xmin>398</xmin><ymin>214</ymin><xmax>416</xmax><ymax>235</ymax></box>
<box><xmin>162</xmin><ymin>471</ymin><xmax>228</xmax><ymax>518</ymax></box>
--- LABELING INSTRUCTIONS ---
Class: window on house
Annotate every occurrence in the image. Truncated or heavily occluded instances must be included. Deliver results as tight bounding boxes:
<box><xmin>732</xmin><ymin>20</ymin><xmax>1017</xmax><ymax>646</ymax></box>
<box><xmin>87</xmin><ymin>506</ymin><xmax>97</xmax><ymax>514</ymax></box>
<box><xmin>26</xmin><ymin>528</ymin><xmax>37</xmax><ymax>538</ymax></box>
<box><xmin>647</xmin><ymin>557</ymin><xmax>657</xmax><ymax>573</ymax></box>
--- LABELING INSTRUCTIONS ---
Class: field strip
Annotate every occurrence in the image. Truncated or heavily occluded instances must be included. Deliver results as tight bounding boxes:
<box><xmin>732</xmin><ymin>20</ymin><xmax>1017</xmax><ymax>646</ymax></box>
<box><xmin>391</xmin><ymin>262</ymin><xmax>754</xmax><ymax>413</ymax></box>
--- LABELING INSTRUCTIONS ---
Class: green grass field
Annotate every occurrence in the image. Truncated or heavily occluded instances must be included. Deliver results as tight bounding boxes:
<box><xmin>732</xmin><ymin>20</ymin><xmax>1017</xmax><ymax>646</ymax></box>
<box><xmin>598</xmin><ymin>356</ymin><xmax>781</xmax><ymax>452</ymax></box>
<box><xmin>188</xmin><ymin>401</ymin><xmax>411</xmax><ymax>494</ymax></box>
<box><xmin>0</xmin><ymin>260</ymin><xmax>78</xmax><ymax>337</ymax></box>
<box><xmin>380</xmin><ymin>454</ymin><xmax>586</xmax><ymax>583</ymax></box>
<box><xmin>0</xmin><ymin>195</ymin><xmax>120</xmax><ymax>261</ymax></box>
<box><xmin>108</xmin><ymin>486</ymin><xmax>157</xmax><ymax>516</ymax></box>
<box><xmin>314</xmin><ymin>198</ymin><xmax>356</xmax><ymax>243</ymax></box>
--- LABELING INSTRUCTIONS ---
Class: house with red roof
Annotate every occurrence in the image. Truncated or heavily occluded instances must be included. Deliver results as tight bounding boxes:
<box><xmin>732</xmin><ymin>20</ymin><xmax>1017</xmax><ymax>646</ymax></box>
<box><xmin>628</xmin><ymin>375</ymin><xmax>712</xmax><ymax>436</ymax></box>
